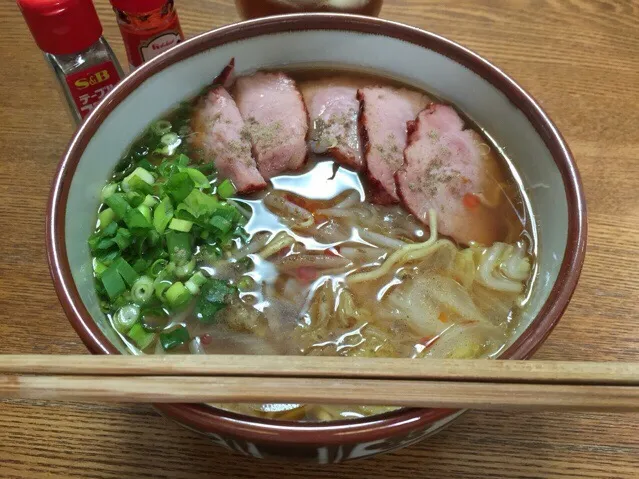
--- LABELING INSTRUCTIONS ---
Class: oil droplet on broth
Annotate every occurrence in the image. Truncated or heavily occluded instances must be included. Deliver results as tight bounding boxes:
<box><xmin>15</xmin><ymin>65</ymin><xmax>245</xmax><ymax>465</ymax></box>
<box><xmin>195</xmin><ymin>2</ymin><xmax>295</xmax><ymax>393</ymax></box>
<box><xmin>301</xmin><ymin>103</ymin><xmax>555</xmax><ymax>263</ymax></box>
<box><xmin>271</xmin><ymin>160</ymin><xmax>365</xmax><ymax>200</ymax></box>
<box><xmin>240</xmin><ymin>160</ymin><xmax>368</xmax><ymax>250</ymax></box>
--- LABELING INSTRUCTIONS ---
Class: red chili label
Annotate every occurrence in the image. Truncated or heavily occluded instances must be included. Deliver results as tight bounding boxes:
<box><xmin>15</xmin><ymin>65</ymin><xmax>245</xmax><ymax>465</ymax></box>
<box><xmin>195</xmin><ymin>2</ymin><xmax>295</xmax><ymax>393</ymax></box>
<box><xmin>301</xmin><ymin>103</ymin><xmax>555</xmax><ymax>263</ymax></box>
<box><xmin>120</xmin><ymin>20</ymin><xmax>184</xmax><ymax>68</ymax></box>
<box><xmin>65</xmin><ymin>62</ymin><xmax>122</xmax><ymax>120</ymax></box>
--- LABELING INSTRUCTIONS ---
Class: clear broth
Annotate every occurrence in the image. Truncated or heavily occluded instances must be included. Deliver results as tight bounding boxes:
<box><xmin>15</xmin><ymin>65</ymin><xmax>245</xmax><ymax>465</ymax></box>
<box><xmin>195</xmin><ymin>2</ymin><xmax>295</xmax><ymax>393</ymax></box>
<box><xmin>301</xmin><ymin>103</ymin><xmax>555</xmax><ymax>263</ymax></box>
<box><xmin>97</xmin><ymin>66</ymin><xmax>537</xmax><ymax>422</ymax></box>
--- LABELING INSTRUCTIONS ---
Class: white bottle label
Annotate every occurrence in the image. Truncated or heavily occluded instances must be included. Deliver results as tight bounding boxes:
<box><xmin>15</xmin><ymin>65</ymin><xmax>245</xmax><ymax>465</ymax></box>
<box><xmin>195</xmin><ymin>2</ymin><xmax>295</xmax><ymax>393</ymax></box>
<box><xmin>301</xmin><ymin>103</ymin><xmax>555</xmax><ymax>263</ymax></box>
<box><xmin>139</xmin><ymin>32</ymin><xmax>181</xmax><ymax>63</ymax></box>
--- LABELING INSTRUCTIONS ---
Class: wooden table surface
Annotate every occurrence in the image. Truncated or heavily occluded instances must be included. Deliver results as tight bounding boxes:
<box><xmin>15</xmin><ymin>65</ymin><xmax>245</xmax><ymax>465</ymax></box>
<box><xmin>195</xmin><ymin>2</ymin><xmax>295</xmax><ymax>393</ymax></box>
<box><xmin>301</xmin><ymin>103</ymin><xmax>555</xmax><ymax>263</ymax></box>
<box><xmin>1</xmin><ymin>0</ymin><xmax>638</xmax><ymax>477</ymax></box>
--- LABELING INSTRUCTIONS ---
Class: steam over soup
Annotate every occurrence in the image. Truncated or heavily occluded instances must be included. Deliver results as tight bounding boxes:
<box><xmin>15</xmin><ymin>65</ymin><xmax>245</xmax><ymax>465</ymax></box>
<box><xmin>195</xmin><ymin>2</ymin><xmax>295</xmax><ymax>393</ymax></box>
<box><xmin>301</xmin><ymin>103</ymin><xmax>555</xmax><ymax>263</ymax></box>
<box><xmin>89</xmin><ymin>63</ymin><xmax>536</xmax><ymax>421</ymax></box>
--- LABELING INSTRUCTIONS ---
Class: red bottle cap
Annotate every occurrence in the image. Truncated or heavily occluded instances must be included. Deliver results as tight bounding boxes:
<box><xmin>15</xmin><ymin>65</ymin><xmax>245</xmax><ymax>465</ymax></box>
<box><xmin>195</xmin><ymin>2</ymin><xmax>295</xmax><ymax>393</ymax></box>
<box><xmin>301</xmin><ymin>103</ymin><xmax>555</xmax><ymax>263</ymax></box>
<box><xmin>109</xmin><ymin>0</ymin><xmax>167</xmax><ymax>14</ymax></box>
<box><xmin>17</xmin><ymin>0</ymin><xmax>103</xmax><ymax>55</ymax></box>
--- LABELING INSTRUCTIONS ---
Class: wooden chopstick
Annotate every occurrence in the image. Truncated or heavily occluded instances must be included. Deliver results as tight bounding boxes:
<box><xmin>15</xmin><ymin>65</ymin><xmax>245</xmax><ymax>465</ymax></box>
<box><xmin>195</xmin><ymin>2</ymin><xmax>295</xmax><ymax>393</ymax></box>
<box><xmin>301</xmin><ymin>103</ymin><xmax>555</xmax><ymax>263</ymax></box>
<box><xmin>1</xmin><ymin>356</ymin><xmax>639</xmax><ymax>411</ymax></box>
<box><xmin>2</xmin><ymin>355</ymin><xmax>639</xmax><ymax>383</ymax></box>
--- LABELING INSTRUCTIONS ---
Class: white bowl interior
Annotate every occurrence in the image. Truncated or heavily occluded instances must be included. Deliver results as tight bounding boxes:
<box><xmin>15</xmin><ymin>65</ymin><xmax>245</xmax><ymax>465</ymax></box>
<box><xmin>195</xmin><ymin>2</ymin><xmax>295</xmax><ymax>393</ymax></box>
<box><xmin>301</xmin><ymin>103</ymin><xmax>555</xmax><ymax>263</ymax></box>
<box><xmin>65</xmin><ymin>29</ymin><xmax>568</xmax><ymax>353</ymax></box>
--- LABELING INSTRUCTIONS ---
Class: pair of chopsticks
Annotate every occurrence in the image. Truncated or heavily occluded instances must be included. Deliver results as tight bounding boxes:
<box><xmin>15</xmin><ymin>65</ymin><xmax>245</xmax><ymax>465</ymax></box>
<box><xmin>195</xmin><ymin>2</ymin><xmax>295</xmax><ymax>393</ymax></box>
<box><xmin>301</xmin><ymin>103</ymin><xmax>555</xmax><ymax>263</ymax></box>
<box><xmin>1</xmin><ymin>355</ymin><xmax>639</xmax><ymax>411</ymax></box>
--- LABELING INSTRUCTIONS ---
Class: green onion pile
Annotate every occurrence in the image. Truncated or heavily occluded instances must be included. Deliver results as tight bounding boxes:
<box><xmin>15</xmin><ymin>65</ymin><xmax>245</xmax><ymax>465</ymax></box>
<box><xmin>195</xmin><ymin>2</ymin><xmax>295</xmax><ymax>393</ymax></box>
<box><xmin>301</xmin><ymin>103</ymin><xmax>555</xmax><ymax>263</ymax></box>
<box><xmin>88</xmin><ymin>111</ymin><xmax>247</xmax><ymax>353</ymax></box>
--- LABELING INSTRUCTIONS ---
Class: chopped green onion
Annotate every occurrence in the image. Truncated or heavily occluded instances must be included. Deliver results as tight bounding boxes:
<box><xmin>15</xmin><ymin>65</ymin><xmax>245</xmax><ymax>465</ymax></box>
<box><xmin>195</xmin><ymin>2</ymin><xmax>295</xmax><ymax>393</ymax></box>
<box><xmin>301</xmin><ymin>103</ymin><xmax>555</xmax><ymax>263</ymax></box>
<box><xmin>132</xmin><ymin>258</ymin><xmax>150</xmax><ymax>274</ymax></box>
<box><xmin>125</xmin><ymin>175</ymin><xmax>154</xmax><ymax>195</ymax></box>
<box><xmin>189</xmin><ymin>271</ymin><xmax>208</xmax><ymax>287</ymax></box>
<box><xmin>124</xmin><ymin>208</ymin><xmax>152</xmax><ymax>231</ymax></box>
<box><xmin>125</xmin><ymin>191</ymin><xmax>145</xmax><ymax>207</ymax></box>
<box><xmin>125</xmin><ymin>167</ymin><xmax>155</xmax><ymax>186</ymax></box>
<box><xmin>98</xmin><ymin>208</ymin><xmax>116</xmax><ymax>230</ymax></box>
<box><xmin>237</xmin><ymin>276</ymin><xmax>255</xmax><ymax>291</ymax></box>
<box><xmin>157</xmin><ymin>159</ymin><xmax>179</xmax><ymax>178</ymax></box>
<box><xmin>101</xmin><ymin>263</ymin><xmax>127</xmax><ymax>299</ymax></box>
<box><xmin>164</xmin><ymin>261</ymin><xmax>176</xmax><ymax>275</ymax></box>
<box><xmin>181</xmin><ymin>189</ymin><xmax>219</xmax><ymax>218</ymax></box>
<box><xmin>165</xmin><ymin>281</ymin><xmax>192</xmax><ymax>308</ymax></box>
<box><xmin>153</xmin><ymin>197</ymin><xmax>174</xmax><ymax>234</ymax></box>
<box><xmin>113</xmin><ymin>304</ymin><xmax>140</xmax><ymax>333</ymax></box>
<box><xmin>143</xmin><ymin>195</ymin><xmax>159</xmax><ymax>208</ymax></box>
<box><xmin>169</xmin><ymin>218</ymin><xmax>193</xmax><ymax>232</ymax></box>
<box><xmin>94</xmin><ymin>237</ymin><xmax>116</xmax><ymax>251</ymax></box>
<box><xmin>137</xmin><ymin>204</ymin><xmax>152</xmax><ymax>223</ymax></box>
<box><xmin>96</xmin><ymin>249</ymin><xmax>121</xmax><ymax>265</ymax></box>
<box><xmin>147</xmin><ymin>229</ymin><xmax>161</xmax><ymax>247</ymax></box>
<box><xmin>159</xmin><ymin>326</ymin><xmax>190</xmax><ymax>351</ymax></box>
<box><xmin>100</xmin><ymin>221</ymin><xmax>118</xmax><ymax>238</ymax></box>
<box><xmin>87</xmin><ymin>234</ymin><xmax>102</xmax><ymax>253</ymax></box>
<box><xmin>137</xmin><ymin>158</ymin><xmax>155</xmax><ymax>172</ymax></box>
<box><xmin>194</xmin><ymin>279</ymin><xmax>236</xmax><ymax>323</ymax></box>
<box><xmin>93</xmin><ymin>261</ymin><xmax>108</xmax><ymax>277</ymax></box>
<box><xmin>217</xmin><ymin>179</ymin><xmax>236</xmax><ymax>199</ymax></box>
<box><xmin>149</xmin><ymin>259</ymin><xmax>168</xmax><ymax>277</ymax></box>
<box><xmin>211</xmin><ymin>202</ymin><xmax>241</xmax><ymax>222</ymax></box>
<box><xmin>176</xmin><ymin>153</ymin><xmax>190</xmax><ymax>167</ymax></box>
<box><xmin>185</xmin><ymin>168</ymin><xmax>210</xmax><ymax>188</ymax></box>
<box><xmin>114</xmin><ymin>257</ymin><xmax>139</xmax><ymax>287</ymax></box>
<box><xmin>185</xmin><ymin>271</ymin><xmax>207</xmax><ymax>295</ymax></box>
<box><xmin>111</xmin><ymin>294</ymin><xmax>131</xmax><ymax>310</ymax></box>
<box><xmin>156</xmin><ymin>133</ymin><xmax>182</xmax><ymax>156</ymax></box>
<box><xmin>151</xmin><ymin>120</ymin><xmax>172</xmax><ymax>136</ymax></box>
<box><xmin>160</xmin><ymin>132</ymin><xmax>179</xmax><ymax>146</ymax></box>
<box><xmin>131</xmin><ymin>275</ymin><xmax>154</xmax><ymax>304</ymax></box>
<box><xmin>92</xmin><ymin>125</ymin><xmax>253</xmax><ymax>327</ymax></box>
<box><xmin>165</xmin><ymin>171</ymin><xmax>195</xmax><ymax>204</ymax></box>
<box><xmin>195</xmin><ymin>244</ymin><xmax>221</xmax><ymax>263</ymax></box>
<box><xmin>196</xmin><ymin>161</ymin><xmax>216</xmax><ymax>175</ymax></box>
<box><xmin>105</xmin><ymin>193</ymin><xmax>130</xmax><ymax>219</ymax></box>
<box><xmin>154</xmin><ymin>278</ymin><xmax>172</xmax><ymax>301</ymax></box>
<box><xmin>166</xmin><ymin>231</ymin><xmax>192</xmax><ymax>264</ymax></box>
<box><xmin>127</xmin><ymin>323</ymin><xmax>156</xmax><ymax>350</ymax></box>
<box><xmin>112</xmin><ymin>228</ymin><xmax>132</xmax><ymax>250</ymax></box>
<box><xmin>210</xmin><ymin>215</ymin><xmax>232</xmax><ymax>233</ymax></box>
<box><xmin>175</xmin><ymin>257</ymin><xmax>196</xmax><ymax>279</ymax></box>
<box><xmin>101</xmin><ymin>183</ymin><xmax>119</xmax><ymax>202</ymax></box>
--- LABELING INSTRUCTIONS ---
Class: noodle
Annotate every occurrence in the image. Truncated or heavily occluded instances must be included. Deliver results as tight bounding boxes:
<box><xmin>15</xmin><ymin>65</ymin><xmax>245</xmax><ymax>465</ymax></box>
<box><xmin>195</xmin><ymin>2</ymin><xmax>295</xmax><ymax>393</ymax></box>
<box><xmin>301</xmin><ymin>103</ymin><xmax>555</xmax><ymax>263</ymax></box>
<box><xmin>315</xmin><ymin>208</ymin><xmax>355</xmax><ymax>218</ymax></box>
<box><xmin>275</xmin><ymin>254</ymin><xmax>352</xmax><ymax>271</ymax></box>
<box><xmin>264</xmin><ymin>191</ymin><xmax>314</xmax><ymax>228</ymax></box>
<box><xmin>347</xmin><ymin>209</ymin><xmax>438</xmax><ymax>283</ymax></box>
<box><xmin>258</xmin><ymin>231</ymin><xmax>295</xmax><ymax>258</ymax></box>
<box><xmin>358</xmin><ymin>229</ymin><xmax>406</xmax><ymax>249</ymax></box>
<box><xmin>476</xmin><ymin>242</ymin><xmax>527</xmax><ymax>293</ymax></box>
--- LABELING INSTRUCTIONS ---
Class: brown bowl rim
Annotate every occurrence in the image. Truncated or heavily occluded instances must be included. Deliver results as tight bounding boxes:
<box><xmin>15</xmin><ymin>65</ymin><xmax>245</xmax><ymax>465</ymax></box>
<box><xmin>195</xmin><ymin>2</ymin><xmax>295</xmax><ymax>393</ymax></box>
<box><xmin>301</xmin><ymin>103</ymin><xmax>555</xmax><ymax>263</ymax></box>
<box><xmin>47</xmin><ymin>13</ymin><xmax>587</xmax><ymax>446</ymax></box>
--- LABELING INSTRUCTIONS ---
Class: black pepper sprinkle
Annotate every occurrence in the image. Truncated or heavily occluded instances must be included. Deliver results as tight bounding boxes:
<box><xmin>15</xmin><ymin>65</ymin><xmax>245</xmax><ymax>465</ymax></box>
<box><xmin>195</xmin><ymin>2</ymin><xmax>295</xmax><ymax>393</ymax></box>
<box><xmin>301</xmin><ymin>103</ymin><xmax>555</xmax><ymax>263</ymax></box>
<box><xmin>311</xmin><ymin>108</ymin><xmax>357</xmax><ymax>150</ymax></box>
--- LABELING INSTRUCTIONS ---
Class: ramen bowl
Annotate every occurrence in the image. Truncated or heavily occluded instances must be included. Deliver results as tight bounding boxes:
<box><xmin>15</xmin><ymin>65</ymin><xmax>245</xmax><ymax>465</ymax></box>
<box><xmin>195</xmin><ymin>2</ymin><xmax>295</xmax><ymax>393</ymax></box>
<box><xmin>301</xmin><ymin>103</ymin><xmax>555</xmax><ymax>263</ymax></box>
<box><xmin>47</xmin><ymin>14</ymin><xmax>586</xmax><ymax>462</ymax></box>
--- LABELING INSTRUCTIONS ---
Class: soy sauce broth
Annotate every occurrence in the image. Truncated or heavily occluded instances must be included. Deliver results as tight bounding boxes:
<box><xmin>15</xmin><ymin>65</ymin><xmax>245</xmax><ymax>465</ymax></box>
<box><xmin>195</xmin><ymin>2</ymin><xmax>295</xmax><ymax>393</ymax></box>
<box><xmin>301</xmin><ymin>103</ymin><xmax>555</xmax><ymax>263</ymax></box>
<box><xmin>91</xmin><ymin>65</ymin><xmax>537</xmax><ymax>422</ymax></box>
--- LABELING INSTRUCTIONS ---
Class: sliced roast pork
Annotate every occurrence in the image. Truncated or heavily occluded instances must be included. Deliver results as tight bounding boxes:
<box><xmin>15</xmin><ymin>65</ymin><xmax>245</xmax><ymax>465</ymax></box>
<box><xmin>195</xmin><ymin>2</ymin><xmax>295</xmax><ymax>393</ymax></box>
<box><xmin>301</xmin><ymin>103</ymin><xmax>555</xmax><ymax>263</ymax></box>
<box><xmin>301</xmin><ymin>79</ymin><xmax>363</xmax><ymax>170</ymax></box>
<box><xmin>234</xmin><ymin>72</ymin><xmax>308</xmax><ymax>178</ymax></box>
<box><xmin>396</xmin><ymin>104</ymin><xmax>507</xmax><ymax>245</ymax></box>
<box><xmin>358</xmin><ymin>87</ymin><xmax>430</xmax><ymax>204</ymax></box>
<box><xmin>191</xmin><ymin>86</ymin><xmax>267</xmax><ymax>194</ymax></box>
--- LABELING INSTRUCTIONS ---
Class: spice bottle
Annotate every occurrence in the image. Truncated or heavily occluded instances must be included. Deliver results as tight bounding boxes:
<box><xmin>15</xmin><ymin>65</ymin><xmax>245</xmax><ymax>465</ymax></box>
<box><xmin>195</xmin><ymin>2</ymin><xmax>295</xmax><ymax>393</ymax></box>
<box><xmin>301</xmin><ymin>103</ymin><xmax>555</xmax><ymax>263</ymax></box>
<box><xmin>17</xmin><ymin>0</ymin><xmax>124</xmax><ymax>125</ymax></box>
<box><xmin>110</xmin><ymin>0</ymin><xmax>184</xmax><ymax>70</ymax></box>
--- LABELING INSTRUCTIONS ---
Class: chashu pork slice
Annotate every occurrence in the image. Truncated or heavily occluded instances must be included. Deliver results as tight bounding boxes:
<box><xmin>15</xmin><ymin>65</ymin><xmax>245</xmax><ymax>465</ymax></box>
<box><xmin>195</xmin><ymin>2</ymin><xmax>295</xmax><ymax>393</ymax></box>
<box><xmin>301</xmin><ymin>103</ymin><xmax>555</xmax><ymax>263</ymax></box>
<box><xmin>301</xmin><ymin>78</ymin><xmax>363</xmax><ymax>170</ymax></box>
<box><xmin>358</xmin><ymin>86</ymin><xmax>430</xmax><ymax>204</ymax></box>
<box><xmin>191</xmin><ymin>86</ymin><xmax>267</xmax><ymax>194</ymax></box>
<box><xmin>396</xmin><ymin>103</ymin><xmax>507</xmax><ymax>245</ymax></box>
<box><xmin>234</xmin><ymin>72</ymin><xmax>308</xmax><ymax>179</ymax></box>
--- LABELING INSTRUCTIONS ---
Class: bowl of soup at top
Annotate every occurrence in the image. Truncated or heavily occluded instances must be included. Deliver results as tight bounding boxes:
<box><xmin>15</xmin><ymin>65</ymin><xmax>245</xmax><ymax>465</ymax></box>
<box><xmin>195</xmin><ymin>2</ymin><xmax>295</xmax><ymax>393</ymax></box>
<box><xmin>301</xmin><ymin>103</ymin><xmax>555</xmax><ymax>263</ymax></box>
<box><xmin>47</xmin><ymin>14</ymin><xmax>586</xmax><ymax>462</ymax></box>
